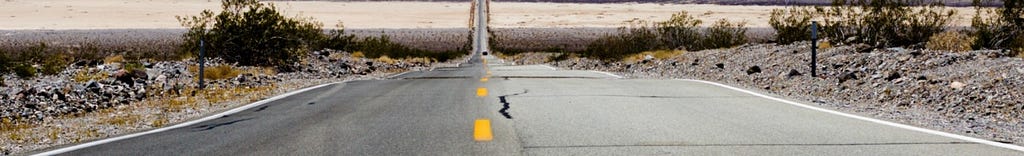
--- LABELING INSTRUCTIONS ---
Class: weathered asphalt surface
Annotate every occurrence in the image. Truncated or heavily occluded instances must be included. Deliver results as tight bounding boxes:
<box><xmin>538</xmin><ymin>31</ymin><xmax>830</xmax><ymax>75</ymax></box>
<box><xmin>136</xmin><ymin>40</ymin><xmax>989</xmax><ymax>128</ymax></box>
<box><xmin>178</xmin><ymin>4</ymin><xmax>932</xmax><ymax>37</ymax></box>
<box><xmin>49</xmin><ymin>54</ymin><xmax>1024</xmax><ymax>155</ymax></box>
<box><xmin>43</xmin><ymin>0</ymin><xmax>1024</xmax><ymax>155</ymax></box>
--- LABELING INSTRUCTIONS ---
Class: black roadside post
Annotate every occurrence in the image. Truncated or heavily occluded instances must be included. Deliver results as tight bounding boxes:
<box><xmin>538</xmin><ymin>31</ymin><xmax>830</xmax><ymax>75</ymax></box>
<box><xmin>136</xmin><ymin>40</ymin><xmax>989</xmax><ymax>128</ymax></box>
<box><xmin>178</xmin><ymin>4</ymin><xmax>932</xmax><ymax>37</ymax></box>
<box><xmin>198</xmin><ymin>39</ymin><xmax>206</xmax><ymax>89</ymax></box>
<box><xmin>810</xmin><ymin>21</ymin><xmax>818</xmax><ymax>77</ymax></box>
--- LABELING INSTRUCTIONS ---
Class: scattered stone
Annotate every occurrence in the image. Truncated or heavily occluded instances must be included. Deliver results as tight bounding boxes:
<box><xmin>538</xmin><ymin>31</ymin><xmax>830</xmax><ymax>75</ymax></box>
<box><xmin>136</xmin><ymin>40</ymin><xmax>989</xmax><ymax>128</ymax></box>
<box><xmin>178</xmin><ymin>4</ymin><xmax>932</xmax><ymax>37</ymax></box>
<box><xmin>950</xmin><ymin>81</ymin><xmax>967</xmax><ymax>90</ymax></box>
<box><xmin>746</xmin><ymin>66</ymin><xmax>761</xmax><ymax>75</ymax></box>
<box><xmin>839</xmin><ymin>72</ymin><xmax>858</xmax><ymax>83</ymax></box>
<box><xmin>786</xmin><ymin>69</ymin><xmax>803</xmax><ymax>77</ymax></box>
<box><xmin>885</xmin><ymin>72</ymin><xmax>901</xmax><ymax>81</ymax></box>
<box><xmin>715</xmin><ymin>63</ymin><xmax>724</xmax><ymax>69</ymax></box>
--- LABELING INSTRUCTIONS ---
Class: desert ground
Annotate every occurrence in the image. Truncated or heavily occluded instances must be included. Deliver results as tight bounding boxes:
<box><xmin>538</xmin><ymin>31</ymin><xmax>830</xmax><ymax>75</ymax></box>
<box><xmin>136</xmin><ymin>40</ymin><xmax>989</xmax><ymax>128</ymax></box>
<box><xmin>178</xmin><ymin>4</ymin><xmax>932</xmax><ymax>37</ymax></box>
<box><xmin>0</xmin><ymin>0</ymin><xmax>979</xmax><ymax>29</ymax></box>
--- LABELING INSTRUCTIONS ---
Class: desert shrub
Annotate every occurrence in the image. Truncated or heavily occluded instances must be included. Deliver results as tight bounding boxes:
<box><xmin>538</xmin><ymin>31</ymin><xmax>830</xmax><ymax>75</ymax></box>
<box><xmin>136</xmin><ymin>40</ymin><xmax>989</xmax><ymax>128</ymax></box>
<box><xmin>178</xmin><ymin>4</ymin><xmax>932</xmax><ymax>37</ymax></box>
<box><xmin>583</xmin><ymin>22</ymin><xmax>659</xmax><ymax>60</ymax></box>
<box><xmin>0</xmin><ymin>51</ymin><xmax>10</xmax><ymax>75</ymax></box>
<box><xmin>178</xmin><ymin>0</ymin><xmax>324</xmax><ymax>67</ymax></box>
<box><xmin>123</xmin><ymin>62</ymin><xmax>145</xmax><ymax>72</ymax></box>
<box><xmin>971</xmin><ymin>0</ymin><xmax>1024</xmax><ymax>54</ymax></box>
<box><xmin>699</xmin><ymin>19</ymin><xmax>748</xmax><ymax>49</ymax></box>
<box><xmin>13</xmin><ymin>64</ymin><xmax>36</xmax><ymax>79</ymax></box>
<box><xmin>657</xmin><ymin>11</ymin><xmax>703</xmax><ymax>50</ymax></box>
<box><xmin>319</xmin><ymin>22</ymin><xmax>357</xmax><ymax>51</ymax></box>
<box><xmin>40</xmin><ymin>53</ymin><xmax>69</xmax><ymax>75</ymax></box>
<box><xmin>769</xmin><ymin>7</ymin><xmax>814</xmax><ymax>44</ymax></box>
<box><xmin>771</xmin><ymin>0</ymin><xmax>955</xmax><ymax>48</ymax></box>
<box><xmin>926</xmin><ymin>31</ymin><xmax>975</xmax><ymax>52</ymax></box>
<box><xmin>354</xmin><ymin>35</ymin><xmax>464</xmax><ymax>62</ymax></box>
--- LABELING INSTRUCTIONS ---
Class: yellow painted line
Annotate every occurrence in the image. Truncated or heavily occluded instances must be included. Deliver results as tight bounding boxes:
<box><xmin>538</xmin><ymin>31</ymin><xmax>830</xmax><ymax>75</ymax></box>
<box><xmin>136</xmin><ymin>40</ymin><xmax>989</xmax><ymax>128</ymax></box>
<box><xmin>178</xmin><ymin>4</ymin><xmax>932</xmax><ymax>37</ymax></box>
<box><xmin>476</xmin><ymin>87</ymin><xmax>488</xmax><ymax>97</ymax></box>
<box><xmin>474</xmin><ymin>118</ymin><xmax>493</xmax><ymax>141</ymax></box>
<box><xmin>480</xmin><ymin>77</ymin><xmax>489</xmax><ymax>82</ymax></box>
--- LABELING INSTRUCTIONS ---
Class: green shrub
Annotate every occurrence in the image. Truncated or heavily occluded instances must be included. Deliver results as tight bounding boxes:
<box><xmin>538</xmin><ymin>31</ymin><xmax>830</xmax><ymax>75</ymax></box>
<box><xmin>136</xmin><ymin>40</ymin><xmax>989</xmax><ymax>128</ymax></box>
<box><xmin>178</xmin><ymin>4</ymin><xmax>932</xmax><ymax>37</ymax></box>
<box><xmin>584</xmin><ymin>22</ymin><xmax>659</xmax><ymax>61</ymax></box>
<box><xmin>319</xmin><ymin>22</ymin><xmax>357</xmax><ymax>51</ymax></box>
<box><xmin>771</xmin><ymin>0</ymin><xmax>955</xmax><ymax>47</ymax></box>
<box><xmin>123</xmin><ymin>62</ymin><xmax>145</xmax><ymax>72</ymax></box>
<box><xmin>13</xmin><ymin>64</ymin><xmax>36</xmax><ymax>79</ymax></box>
<box><xmin>178</xmin><ymin>0</ymin><xmax>324</xmax><ymax>67</ymax></box>
<box><xmin>40</xmin><ymin>53</ymin><xmax>69</xmax><ymax>75</ymax></box>
<box><xmin>971</xmin><ymin>0</ymin><xmax>1024</xmax><ymax>54</ymax></box>
<box><xmin>657</xmin><ymin>11</ymin><xmax>703</xmax><ymax>50</ymax></box>
<box><xmin>0</xmin><ymin>51</ymin><xmax>10</xmax><ymax>74</ymax></box>
<box><xmin>699</xmin><ymin>19</ymin><xmax>748</xmax><ymax>49</ymax></box>
<box><xmin>769</xmin><ymin>7</ymin><xmax>813</xmax><ymax>44</ymax></box>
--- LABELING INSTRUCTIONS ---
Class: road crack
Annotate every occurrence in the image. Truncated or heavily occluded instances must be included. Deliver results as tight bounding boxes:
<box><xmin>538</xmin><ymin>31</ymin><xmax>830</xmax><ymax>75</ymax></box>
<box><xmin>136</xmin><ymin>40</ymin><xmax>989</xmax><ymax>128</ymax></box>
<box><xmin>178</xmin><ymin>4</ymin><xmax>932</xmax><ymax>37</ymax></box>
<box><xmin>497</xmin><ymin>89</ymin><xmax>528</xmax><ymax>119</ymax></box>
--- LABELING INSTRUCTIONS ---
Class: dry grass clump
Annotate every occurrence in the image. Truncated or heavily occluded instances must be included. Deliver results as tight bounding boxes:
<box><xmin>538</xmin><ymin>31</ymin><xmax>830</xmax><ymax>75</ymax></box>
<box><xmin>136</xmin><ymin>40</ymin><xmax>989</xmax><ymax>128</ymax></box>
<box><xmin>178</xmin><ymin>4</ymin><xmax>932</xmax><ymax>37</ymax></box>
<box><xmin>103</xmin><ymin>55</ymin><xmax>125</xmax><ymax>64</ymax></box>
<box><xmin>926</xmin><ymin>31</ymin><xmax>975</xmax><ymax>52</ymax></box>
<box><xmin>376</xmin><ymin>56</ymin><xmax>397</xmax><ymax>64</ymax></box>
<box><xmin>1</xmin><ymin>118</ymin><xmax>32</xmax><ymax>132</ymax></box>
<box><xmin>405</xmin><ymin>57</ymin><xmax>435</xmax><ymax>64</ymax></box>
<box><xmin>351</xmin><ymin>51</ymin><xmax>366</xmax><ymax>58</ymax></box>
<box><xmin>818</xmin><ymin>40</ymin><xmax>833</xmax><ymax>49</ymax></box>
<box><xmin>98</xmin><ymin>112</ymin><xmax>141</xmax><ymax>126</ymax></box>
<box><xmin>151</xmin><ymin>114</ymin><xmax>169</xmax><ymax>127</ymax></box>
<box><xmin>188</xmin><ymin>65</ymin><xmax>242</xmax><ymax>80</ymax></box>
<box><xmin>73</xmin><ymin>70</ymin><xmax>110</xmax><ymax>83</ymax></box>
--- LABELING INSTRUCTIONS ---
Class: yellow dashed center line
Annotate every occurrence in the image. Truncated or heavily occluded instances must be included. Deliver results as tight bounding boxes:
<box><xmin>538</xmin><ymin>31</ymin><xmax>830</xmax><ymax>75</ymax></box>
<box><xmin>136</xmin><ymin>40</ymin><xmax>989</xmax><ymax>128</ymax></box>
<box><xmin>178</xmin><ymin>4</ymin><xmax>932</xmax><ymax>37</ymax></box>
<box><xmin>473</xmin><ymin>118</ymin><xmax>493</xmax><ymax>141</ymax></box>
<box><xmin>476</xmin><ymin>87</ymin><xmax>488</xmax><ymax>97</ymax></box>
<box><xmin>480</xmin><ymin>77</ymin><xmax>489</xmax><ymax>82</ymax></box>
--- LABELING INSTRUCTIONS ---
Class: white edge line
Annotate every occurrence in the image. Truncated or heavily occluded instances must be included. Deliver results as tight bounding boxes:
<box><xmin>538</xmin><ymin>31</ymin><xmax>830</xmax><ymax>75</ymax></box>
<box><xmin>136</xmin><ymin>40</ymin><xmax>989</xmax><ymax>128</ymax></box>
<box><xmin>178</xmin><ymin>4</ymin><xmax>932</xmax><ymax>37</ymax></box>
<box><xmin>589</xmin><ymin>70</ymin><xmax>623</xmax><ymax>79</ymax></box>
<box><xmin>538</xmin><ymin>64</ymin><xmax>558</xmax><ymax>71</ymax></box>
<box><xmin>387</xmin><ymin>70</ymin><xmax>414</xmax><ymax>79</ymax></box>
<box><xmin>33</xmin><ymin>81</ymin><xmax>346</xmax><ymax>156</ymax></box>
<box><xmin>677</xmin><ymin>79</ymin><xmax>1024</xmax><ymax>152</ymax></box>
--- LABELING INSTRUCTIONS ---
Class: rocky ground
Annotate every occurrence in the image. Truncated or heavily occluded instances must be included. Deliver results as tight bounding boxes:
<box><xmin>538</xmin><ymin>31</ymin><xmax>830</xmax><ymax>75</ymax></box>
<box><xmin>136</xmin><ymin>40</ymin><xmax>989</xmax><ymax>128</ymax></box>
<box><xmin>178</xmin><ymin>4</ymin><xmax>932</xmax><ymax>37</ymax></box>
<box><xmin>0</xmin><ymin>49</ymin><xmax>463</xmax><ymax>155</ymax></box>
<box><xmin>507</xmin><ymin>43</ymin><xmax>1024</xmax><ymax>146</ymax></box>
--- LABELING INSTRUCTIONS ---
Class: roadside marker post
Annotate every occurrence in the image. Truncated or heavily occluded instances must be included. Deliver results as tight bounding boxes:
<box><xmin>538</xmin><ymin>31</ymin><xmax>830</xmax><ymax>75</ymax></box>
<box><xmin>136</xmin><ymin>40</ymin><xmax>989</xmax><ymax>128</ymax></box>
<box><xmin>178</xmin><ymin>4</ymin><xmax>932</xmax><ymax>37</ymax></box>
<box><xmin>810</xmin><ymin>21</ymin><xmax>818</xmax><ymax>77</ymax></box>
<box><xmin>198</xmin><ymin>39</ymin><xmax>206</xmax><ymax>89</ymax></box>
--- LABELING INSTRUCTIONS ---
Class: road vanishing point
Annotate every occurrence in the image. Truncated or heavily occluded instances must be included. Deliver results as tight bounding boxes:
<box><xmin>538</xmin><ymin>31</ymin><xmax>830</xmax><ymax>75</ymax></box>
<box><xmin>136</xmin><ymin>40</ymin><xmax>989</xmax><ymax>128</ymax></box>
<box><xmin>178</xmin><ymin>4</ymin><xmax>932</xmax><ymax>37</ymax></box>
<box><xmin>33</xmin><ymin>0</ymin><xmax>1024</xmax><ymax>155</ymax></box>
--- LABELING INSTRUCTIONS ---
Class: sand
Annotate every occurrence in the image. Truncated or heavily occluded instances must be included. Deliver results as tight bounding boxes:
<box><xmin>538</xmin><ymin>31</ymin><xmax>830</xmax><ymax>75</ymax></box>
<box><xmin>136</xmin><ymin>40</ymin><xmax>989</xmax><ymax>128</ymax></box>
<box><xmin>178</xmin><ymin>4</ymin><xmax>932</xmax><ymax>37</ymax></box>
<box><xmin>0</xmin><ymin>0</ymin><xmax>979</xmax><ymax>29</ymax></box>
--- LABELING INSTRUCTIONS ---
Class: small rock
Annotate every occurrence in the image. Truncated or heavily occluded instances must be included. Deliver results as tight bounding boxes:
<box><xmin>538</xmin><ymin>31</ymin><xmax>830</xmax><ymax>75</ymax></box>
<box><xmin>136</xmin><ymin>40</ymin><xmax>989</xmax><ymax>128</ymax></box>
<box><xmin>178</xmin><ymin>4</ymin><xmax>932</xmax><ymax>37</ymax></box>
<box><xmin>839</xmin><ymin>72</ymin><xmax>858</xmax><ymax>83</ymax></box>
<box><xmin>885</xmin><ymin>72</ymin><xmax>901</xmax><ymax>81</ymax></box>
<box><xmin>786</xmin><ymin>69</ymin><xmax>803</xmax><ymax>77</ymax></box>
<box><xmin>715</xmin><ymin>63</ymin><xmax>724</xmax><ymax>69</ymax></box>
<box><xmin>746</xmin><ymin>66</ymin><xmax>761</xmax><ymax>75</ymax></box>
<box><xmin>86</xmin><ymin>81</ymin><xmax>103</xmax><ymax>93</ymax></box>
<box><xmin>950</xmin><ymin>81</ymin><xmax>966</xmax><ymax>90</ymax></box>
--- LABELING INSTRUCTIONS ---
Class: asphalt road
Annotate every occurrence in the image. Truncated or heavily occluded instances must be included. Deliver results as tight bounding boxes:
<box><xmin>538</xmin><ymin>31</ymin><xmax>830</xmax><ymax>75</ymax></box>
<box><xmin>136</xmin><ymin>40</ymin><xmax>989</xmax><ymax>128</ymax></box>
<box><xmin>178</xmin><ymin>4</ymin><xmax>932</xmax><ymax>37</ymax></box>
<box><xmin>37</xmin><ymin>0</ymin><xmax>1024</xmax><ymax>155</ymax></box>
<box><xmin>44</xmin><ymin>54</ymin><xmax>1024</xmax><ymax>155</ymax></box>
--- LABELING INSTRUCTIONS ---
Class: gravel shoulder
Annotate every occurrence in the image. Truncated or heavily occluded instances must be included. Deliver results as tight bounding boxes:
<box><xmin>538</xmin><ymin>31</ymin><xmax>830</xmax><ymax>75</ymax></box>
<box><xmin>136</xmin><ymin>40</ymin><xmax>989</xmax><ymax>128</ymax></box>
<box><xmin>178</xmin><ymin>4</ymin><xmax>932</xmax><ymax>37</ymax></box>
<box><xmin>503</xmin><ymin>43</ymin><xmax>1024</xmax><ymax>146</ymax></box>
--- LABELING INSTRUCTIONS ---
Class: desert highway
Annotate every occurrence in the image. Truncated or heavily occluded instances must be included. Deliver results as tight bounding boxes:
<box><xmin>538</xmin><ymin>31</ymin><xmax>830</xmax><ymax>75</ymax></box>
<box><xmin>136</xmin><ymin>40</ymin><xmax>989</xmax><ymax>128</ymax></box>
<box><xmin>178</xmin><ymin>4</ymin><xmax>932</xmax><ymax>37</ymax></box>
<box><xmin>35</xmin><ymin>0</ymin><xmax>1024</xmax><ymax>155</ymax></box>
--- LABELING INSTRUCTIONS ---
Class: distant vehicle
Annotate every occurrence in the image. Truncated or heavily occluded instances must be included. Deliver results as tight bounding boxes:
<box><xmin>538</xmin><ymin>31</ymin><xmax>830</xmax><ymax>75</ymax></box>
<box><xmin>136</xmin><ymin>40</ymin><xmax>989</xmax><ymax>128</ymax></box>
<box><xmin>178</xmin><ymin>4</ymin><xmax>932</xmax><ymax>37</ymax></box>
<box><xmin>482</xmin><ymin>51</ymin><xmax>489</xmax><ymax>56</ymax></box>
